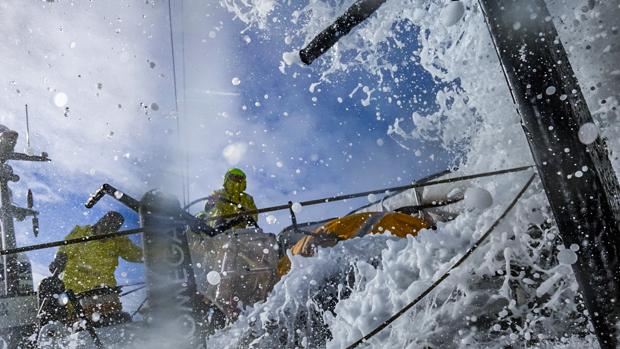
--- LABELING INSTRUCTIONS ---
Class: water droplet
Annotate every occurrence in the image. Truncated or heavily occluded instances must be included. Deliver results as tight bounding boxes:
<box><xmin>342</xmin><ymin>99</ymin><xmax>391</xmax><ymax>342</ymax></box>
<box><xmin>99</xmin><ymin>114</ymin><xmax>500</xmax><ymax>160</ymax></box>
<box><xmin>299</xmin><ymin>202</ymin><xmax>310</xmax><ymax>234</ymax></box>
<box><xmin>291</xmin><ymin>202</ymin><xmax>302</xmax><ymax>213</ymax></box>
<box><xmin>58</xmin><ymin>293</ymin><xmax>69</xmax><ymax>306</ymax></box>
<box><xmin>265</xmin><ymin>215</ymin><xmax>277</xmax><ymax>225</ymax></box>
<box><xmin>206</xmin><ymin>271</ymin><xmax>221</xmax><ymax>286</ymax></box>
<box><xmin>578</xmin><ymin>123</ymin><xmax>599</xmax><ymax>145</ymax></box>
<box><xmin>54</xmin><ymin>92</ymin><xmax>68</xmax><ymax>107</ymax></box>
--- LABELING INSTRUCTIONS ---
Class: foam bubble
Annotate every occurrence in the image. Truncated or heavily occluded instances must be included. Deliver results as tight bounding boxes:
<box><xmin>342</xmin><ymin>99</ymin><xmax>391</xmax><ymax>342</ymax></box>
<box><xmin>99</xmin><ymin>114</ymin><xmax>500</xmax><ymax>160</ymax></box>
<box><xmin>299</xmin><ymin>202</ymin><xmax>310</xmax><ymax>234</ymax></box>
<box><xmin>557</xmin><ymin>249</ymin><xmax>578</xmax><ymax>265</ymax></box>
<box><xmin>440</xmin><ymin>1</ymin><xmax>465</xmax><ymax>26</ymax></box>
<box><xmin>464</xmin><ymin>187</ymin><xmax>493</xmax><ymax>212</ymax></box>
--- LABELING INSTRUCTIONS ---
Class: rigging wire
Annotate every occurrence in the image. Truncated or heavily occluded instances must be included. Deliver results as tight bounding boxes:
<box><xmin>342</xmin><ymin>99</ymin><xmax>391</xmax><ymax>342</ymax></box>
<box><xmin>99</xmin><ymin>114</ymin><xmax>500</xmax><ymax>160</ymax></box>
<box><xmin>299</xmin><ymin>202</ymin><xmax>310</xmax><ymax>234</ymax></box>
<box><xmin>25</xmin><ymin>104</ymin><xmax>31</xmax><ymax>151</ymax></box>
<box><xmin>180</xmin><ymin>0</ymin><xmax>191</xmax><ymax>207</ymax></box>
<box><xmin>131</xmin><ymin>296</ymin><xmax>149</xmax><ymax>318</ymax></box>
<box><xmin>167</xmin><ymin>0</ymin><xmax>189</xmax><ymax>207</ymax></box>
<box><xmin>476</xmin><ymin>0</ymin><xmax>518</xmax><ymax>106</ymax></box>
<box><xmin>344</xmin><ymin>173</ymin><xmax>537</xmax><ymax>349</ymax></box>
<box><xmin>116</xmin><ymin>281</ymin><xmax>146</xmax><ymax>288</ymax></box>
<box><xmin>120</xmin><ymin>285</ymin><xmax>148</xmax><ymax>298</ymax></box>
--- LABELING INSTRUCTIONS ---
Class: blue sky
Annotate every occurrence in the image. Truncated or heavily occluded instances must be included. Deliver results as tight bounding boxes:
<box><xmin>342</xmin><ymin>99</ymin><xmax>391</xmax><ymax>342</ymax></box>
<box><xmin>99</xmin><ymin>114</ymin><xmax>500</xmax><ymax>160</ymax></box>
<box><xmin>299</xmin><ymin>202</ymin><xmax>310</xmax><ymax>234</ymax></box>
<box><xmin>1</xmin><ymin>0</ymin><xmax>450</xmax><ymax>309</ymax></box>
<box><xmin>178</xmin><ymin>1</ymin><xmax>449</xmax><ymax>222</ymax></box>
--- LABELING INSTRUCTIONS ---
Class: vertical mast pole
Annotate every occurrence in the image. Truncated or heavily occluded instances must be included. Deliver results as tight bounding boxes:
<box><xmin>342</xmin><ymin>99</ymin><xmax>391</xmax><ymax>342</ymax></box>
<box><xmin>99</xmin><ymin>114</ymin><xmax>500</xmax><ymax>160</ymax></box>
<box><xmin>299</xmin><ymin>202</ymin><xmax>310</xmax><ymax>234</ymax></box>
<box><xmin>478</xmin><ymin>1</ymin><xmax>620</xmax><ymax>347</ymax></box>
<box><xmin>0</xmin><ymin>165</ymin><xmax>18</xmax><ymax>296</ymax></box>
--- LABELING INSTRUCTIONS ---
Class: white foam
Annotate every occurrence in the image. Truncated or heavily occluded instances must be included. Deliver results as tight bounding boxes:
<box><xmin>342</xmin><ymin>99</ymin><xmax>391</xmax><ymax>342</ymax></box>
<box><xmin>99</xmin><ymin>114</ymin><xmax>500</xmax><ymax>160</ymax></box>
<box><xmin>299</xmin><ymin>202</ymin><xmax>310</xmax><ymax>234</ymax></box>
<box><xmin>440</xmin><ymin>1</ymin><xmax>465</xmax><ymax>27</ymax></box>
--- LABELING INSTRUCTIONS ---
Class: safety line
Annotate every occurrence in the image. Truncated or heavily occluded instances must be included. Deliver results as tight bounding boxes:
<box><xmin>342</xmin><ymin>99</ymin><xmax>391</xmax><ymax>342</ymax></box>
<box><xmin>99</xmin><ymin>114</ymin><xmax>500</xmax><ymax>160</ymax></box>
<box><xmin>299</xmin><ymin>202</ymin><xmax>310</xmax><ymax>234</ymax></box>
<box><xmin>344</xmin><ymin>173</ymin><xmax>536</xmax><ymax>349</ymax></box>
<box><xmin>202</xmin><ymin>165</ymin><xmax>533</xmax><ymax>221</ymax></box>
<box><xmin>0</xmin><ymin>228</ymin><xmax>143</xmax><ymax>256</ymax></box>
<box><xmin>183</xmin><ymin>165</ymin><xmax>532</xmax><ymax>213</ymax></box>
<box><xmin>0</xmin><ymin>166</ymin><xmax>532</xmax><ymax>257</ymax></box>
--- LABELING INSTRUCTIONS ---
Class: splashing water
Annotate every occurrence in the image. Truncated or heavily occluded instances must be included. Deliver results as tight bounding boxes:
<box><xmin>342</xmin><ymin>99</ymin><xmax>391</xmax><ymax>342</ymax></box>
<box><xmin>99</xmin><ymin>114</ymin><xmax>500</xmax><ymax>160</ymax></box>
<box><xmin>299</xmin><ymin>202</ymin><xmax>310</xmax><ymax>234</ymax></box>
<box><xmin>212</xmin><ymin>0</ymin><xmax>618</xmax><ymax>347</ymax></box>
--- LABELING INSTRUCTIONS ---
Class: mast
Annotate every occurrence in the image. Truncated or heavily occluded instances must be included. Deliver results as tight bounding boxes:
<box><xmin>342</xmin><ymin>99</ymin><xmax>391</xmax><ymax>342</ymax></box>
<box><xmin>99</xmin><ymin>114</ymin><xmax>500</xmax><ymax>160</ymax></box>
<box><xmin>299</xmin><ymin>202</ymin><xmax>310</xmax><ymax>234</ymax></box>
<box><xmin>0</xmin><ymin>125</ymin><xmax>49</xmax><ymax>296</ymax></box>
<box><xmin>477</xmin><ymin>1</ymin><xmax>620</xmax><ymax>347</ymax></box>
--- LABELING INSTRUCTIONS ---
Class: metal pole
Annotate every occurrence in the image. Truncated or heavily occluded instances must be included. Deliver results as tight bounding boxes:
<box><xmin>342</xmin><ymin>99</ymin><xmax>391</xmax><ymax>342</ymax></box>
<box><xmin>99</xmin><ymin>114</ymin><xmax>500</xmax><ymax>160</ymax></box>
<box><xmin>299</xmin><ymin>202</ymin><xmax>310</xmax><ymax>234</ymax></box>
<box><xmin>139</xmin><ymin>190</ymin><xmax>206</xmax><ymax>348</ymax></box>
<box><xmin>478</xmin><ymin>1</ymin><xmax>620</xmax><ymax>347</ymax></box>
<box><xmin>299</xmin><ymin>0</ymin><xmax>387</xmax><ymax>65</ymax></box>
<box><xmin>0</xmin><ymin>167</ymin><xmax>18</xmax><ymax>296</ymax></box>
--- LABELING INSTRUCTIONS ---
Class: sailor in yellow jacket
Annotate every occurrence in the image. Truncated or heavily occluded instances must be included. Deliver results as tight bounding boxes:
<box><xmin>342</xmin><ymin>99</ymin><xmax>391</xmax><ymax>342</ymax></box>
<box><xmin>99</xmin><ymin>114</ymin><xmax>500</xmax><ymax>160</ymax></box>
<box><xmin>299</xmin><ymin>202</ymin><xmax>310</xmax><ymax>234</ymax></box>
<box><xmin>52</xmin><ymin>211</ymin><xmax>143</xmax><ymax>295</ymax></box>
<box><xmin>203</xmin><ymin>168</ymin><xmax>258</xmax><ymax>230</ymax></box>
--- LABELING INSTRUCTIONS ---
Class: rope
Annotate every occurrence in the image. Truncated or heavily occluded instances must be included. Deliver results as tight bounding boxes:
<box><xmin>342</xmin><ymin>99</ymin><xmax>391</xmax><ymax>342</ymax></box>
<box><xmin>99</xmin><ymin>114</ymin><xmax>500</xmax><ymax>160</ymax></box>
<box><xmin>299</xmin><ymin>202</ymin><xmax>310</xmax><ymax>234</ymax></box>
<box><xmin>345</xmin><ymin>173</ymin><xmax>536</xmax><ymax>349</ymax></box>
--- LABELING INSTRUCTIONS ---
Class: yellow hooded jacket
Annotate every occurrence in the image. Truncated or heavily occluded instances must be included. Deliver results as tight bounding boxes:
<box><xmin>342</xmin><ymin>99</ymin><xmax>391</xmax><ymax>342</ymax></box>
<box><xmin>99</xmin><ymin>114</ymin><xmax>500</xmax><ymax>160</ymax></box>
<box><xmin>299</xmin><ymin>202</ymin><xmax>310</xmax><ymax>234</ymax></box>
<box><xmin>59</xmin><ymin>225</ymin><xmax>143</xmax><ymax>294</ymax></box>
<box><xmin>205</xmin><ymin>168</ymin><xmax>258</xmax><ymax>229</ymax></box>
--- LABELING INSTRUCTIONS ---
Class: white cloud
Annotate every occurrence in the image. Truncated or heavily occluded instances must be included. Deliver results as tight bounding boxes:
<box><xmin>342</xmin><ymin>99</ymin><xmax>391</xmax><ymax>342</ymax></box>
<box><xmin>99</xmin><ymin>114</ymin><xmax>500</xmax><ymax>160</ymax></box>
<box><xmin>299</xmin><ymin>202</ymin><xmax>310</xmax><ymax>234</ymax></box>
<box><xmin>0</xmin><ymin>0</ymin><xmax>177</xmax><ymax>197</ymax></box>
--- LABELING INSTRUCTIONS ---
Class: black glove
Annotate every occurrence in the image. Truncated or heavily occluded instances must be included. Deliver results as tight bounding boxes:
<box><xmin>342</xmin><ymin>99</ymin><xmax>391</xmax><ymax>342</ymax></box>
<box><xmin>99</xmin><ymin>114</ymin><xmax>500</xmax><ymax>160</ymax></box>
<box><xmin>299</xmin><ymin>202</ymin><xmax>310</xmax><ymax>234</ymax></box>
<box><xmin>49</xmin><ymin>252</ymin><xmax>68</xmax><ymax>276</ymax></box>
